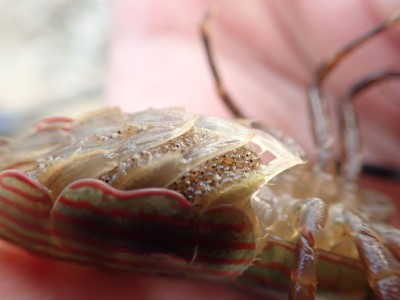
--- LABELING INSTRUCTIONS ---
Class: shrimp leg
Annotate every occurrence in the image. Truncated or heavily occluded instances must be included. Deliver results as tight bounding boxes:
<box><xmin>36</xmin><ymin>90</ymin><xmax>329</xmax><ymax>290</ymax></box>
<box><xmin>289</xmin><ymin>198</ymin><xmax>327</xmax><ymax>300</ymax></box>
<box><xmin>344</xmin><ymin>210</ymin><xmax>400</xmax><ymax>300</ymax></box>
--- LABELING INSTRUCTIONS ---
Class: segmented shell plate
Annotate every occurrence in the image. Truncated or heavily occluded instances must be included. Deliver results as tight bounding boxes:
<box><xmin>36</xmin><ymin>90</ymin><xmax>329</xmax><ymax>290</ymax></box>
<box><xmin>0</xmin><ymin>107</ymin><xmax>303</xmax><ymax>279</ymax></box>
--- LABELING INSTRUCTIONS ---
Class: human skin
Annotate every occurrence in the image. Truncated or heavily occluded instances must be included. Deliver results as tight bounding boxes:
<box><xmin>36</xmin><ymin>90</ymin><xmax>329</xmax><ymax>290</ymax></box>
<box><xmin>0</xmin><ymin>1</ymin><xmax>399</xmax><ymax>299</ymax></box>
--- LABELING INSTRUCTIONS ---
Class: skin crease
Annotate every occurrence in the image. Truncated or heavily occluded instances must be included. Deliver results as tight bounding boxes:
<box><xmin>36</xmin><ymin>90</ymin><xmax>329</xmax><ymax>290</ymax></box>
<box><xmin>0</xmin><ymin>1</ymin><xmax>399</xmax><ymax>299</ymax></box>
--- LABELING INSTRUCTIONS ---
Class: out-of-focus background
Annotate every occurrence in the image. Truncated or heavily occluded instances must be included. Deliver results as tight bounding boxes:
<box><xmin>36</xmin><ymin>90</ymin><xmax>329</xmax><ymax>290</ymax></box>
<box><xmin>0</xmin><ymin>0</ymin><xmax>108</xmax><ymax>136</ymax></box>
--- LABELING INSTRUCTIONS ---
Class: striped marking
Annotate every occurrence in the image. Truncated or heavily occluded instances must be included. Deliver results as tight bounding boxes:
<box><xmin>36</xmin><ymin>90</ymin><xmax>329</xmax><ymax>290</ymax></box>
<box><xmin>0</xmin><ymin>207</ymin><xmax>49</xmax><ymax>236</ymax></box>
<box><xmin>236</xmin><ymin>237</ymin><xmax>368</xmax><ymax>294</ymax></box>
<box><xmin>51</xmin><ymin>211</ymin><xmax>194</xmax><ymax>243</ymax></box>
<box><xmin>194</xmin><ymin>205</ymin><xmax>256</xmax><ymax>278</ymax></box>
<box><xmin>0</xmin><ymin>213</ymin><xmax>251</xmax><ymax>279</ymax></box>
<box><xmin>0</xmin><ymin>194</ymin><xmax>49</xmax><ymax>218</ymax></box>
<box><xmin>53</xmin><ymin>202</ymin><xmax>192</xmax><ymax>227</ymax></box>
<box><xmin>0</xmin><ymin>201</ymin><xmax>195</xmax><ymax>274</ymax></box>
<box><xmin>35</xmin><ymin>116</ymin><xmax>73</xmax><ymax>132</ymax></box>
<box><xmin>0</xmin><ymin>170</ymin><xmax>52</xmax><ymax>205</ymax></box>
<box><xmin>1</xmin><ymin>174</ymin><xmax>256</xmax><ymax>280</ymax></box>
<box><xmin>0</xmin><ymin>219</ymin><xmax>191</xmax><ymax>275</ymax></box>
<box><xmin>56</xmin><ymin>197</ymin><xmax>191</xmax><ymax>227</ymax></box>
<box><xmin>0</xmin><ymin>180</ymin><xmax>45</xmax><ymax>204</ymax></box>
<box><xmin>0</xmin><ymin>200</ymin><xmax>251</xmax><ymax>277</ymax></box>
<box><xmin>51</xmin><ymin>181</ymin><xmax>197</xmax><ymax>258</ymax></box>
<box><xmin>67</xmin><ymin>180</ymin><xmax>191</xmax><ymax>206</ymax></box>
<box><xmin>0</xmin><ymin>170</ymin><xmax>369</xmax><ymax>291</ymax></box>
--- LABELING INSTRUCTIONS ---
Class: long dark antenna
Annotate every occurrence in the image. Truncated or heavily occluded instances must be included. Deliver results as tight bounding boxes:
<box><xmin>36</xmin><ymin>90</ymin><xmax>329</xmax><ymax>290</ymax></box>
<box><xmin>200</xmin><ymin>11</ymin><xmax>245</xmax><ymax>119</ymax></box>
<box><xmin>340</xmin><ymin>70</ymin><xmax>400</xmax><ymax>185</ymax></box>
<box><xmin>308</xmin><ymin>11</ymin><xmax>400</xmax><ymax>174</ymax></box>
<box><xmin>200</xmin><ymin>9</ymin><xmax>400</xmax><ymax>178</ymax></box>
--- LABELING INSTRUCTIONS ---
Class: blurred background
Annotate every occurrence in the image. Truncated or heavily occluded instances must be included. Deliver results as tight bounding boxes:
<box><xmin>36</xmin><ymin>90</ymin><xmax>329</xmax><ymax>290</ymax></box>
<box><xmin>0</xmin><ymin>0</ymin><xmax>108</xmax><ymax>136</ymax></box>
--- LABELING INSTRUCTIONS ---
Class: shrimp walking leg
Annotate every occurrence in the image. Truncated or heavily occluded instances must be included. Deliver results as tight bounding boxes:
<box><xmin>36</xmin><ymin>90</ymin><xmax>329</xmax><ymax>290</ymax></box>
<box><xmin>289</xmin><ymin>198</ymin><xmax>327</xmax><ymax>300</ymax></box>
<box><xmin>344</xmin><ymin>211</ymin><xmax>400</xmax><ymax>300</ymax></box>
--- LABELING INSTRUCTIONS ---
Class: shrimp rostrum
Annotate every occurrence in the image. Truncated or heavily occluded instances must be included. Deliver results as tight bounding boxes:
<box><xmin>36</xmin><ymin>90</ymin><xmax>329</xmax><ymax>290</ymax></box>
<box><xmin>0</xmin><ymin>9</ymin><xmax>399</xmax><ymax>300</ymax></box>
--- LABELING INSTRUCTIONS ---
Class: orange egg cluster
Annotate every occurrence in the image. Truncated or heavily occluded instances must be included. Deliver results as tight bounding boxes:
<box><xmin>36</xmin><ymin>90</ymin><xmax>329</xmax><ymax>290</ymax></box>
<box><xmin>99</xmin><ymin>127</ymin><xmax>261</xmax><ymax>203</ymax></box>
<box><xmin>169</xmin><ymin>147</ymin><xmax>260</xmax><ymax>202</ymax></box>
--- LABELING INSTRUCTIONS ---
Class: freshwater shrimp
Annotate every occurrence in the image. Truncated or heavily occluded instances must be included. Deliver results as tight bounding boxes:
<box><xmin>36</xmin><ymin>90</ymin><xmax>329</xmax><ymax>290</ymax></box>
<box><xmin>0</xmin><ymin>7</ymin><xmax>399</xmax><ymax>300</ymax></box>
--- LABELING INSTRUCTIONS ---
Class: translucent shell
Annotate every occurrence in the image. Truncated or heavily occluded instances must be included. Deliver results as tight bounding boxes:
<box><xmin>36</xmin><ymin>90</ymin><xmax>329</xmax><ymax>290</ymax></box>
<box><xmin>0</xmin><ymin>107</ymin><xmax>303</xmax><ymax>281</ymax></box>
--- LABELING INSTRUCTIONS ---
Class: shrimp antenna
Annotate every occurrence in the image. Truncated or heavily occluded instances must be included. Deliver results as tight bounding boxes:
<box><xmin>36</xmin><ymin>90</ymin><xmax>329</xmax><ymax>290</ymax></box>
<box><xmin>308</xmin><ymin>11</ymin><xmax>400</xmax><ymax>174</ymax></box>
<box><xmin>201</xmin><ymin>9</ymin><xmax>400</xmax><ymax>177</ymax></box>
<box><xmin>200</xmin><ymin>11</ymin><xmax>245</xmax><ymax>119</ymax></box>
<box><xmin>340</xmin><ymin>70</ymin><xmax>400</xmax><ymax>185</ymax></box>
